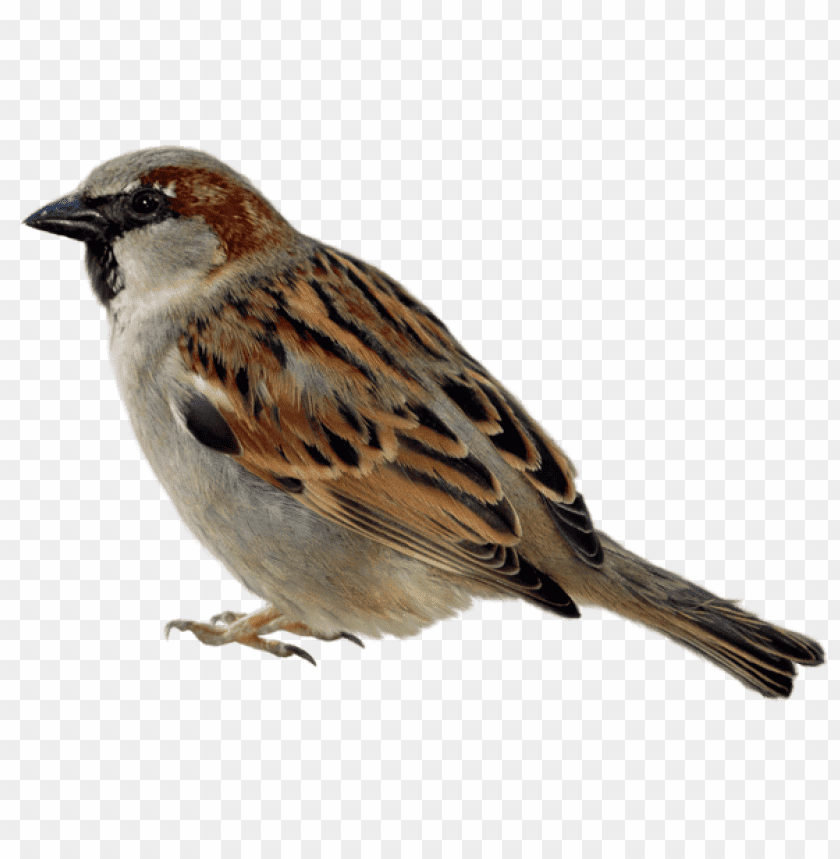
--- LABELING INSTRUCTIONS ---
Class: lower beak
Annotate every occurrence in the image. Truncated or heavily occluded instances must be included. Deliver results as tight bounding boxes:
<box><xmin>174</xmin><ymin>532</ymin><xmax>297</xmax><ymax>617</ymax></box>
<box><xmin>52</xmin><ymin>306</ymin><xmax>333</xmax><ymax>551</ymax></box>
<box><xmin>23</xmin><ymin>194</ymin><xmax>109</xmax><ymax>243</ymax></box>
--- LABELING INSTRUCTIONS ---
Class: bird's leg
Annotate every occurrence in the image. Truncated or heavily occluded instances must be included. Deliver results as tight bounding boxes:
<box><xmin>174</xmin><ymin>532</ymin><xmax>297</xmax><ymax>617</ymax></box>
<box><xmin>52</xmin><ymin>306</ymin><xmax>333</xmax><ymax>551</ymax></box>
<box><xmin>164</xmin><ymin>605</ymin><xmax>364</xmax><ymax>665</ymax></box>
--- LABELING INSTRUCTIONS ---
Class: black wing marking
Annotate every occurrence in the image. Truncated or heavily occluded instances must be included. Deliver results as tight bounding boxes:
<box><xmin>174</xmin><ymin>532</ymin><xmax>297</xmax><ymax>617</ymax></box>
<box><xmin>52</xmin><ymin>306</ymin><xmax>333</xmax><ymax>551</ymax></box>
<box><xmin>182</xmin><ymin>392</ymin><xmax>241</xmax><ymax>455</ymax></box>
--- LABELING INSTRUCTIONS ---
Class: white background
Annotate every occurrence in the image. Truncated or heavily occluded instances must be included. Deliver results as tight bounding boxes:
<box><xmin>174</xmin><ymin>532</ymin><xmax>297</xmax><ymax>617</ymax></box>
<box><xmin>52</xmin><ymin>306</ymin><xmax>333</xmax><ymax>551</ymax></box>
<box><xmin>3</xmin><ymin>2</ymin><xmax>837</xmax><ymax>857</ymax></box>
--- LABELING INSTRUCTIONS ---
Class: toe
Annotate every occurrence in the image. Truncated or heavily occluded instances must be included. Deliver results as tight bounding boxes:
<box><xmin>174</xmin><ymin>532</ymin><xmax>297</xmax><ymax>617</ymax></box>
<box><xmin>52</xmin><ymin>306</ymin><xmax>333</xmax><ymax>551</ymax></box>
<box><xmin>164</xmin><ymin>619</ymin><xmax>189</xmax><ymax>639</ymax></box>
<box><xmin>165</xmin><ymin>620</ymin><xmax>233</xmax><ymax>646</ymax></box>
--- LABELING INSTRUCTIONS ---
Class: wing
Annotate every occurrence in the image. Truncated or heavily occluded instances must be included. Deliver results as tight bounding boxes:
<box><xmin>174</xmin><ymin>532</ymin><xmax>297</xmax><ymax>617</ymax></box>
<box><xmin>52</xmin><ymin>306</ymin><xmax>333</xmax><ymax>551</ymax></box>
<box><xmin>174</xmin><ymin>243</ymin><xmax>602</xmax><ymax>615</ymax></box>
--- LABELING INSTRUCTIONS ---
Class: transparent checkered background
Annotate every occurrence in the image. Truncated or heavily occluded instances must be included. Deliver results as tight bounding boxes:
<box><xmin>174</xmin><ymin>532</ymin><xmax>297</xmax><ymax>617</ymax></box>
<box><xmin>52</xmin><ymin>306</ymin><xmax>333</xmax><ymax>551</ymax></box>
<box><xmin>2</xmin><ymin>3</ymin><xmax>837</xmax><ymax>857</ymax></box>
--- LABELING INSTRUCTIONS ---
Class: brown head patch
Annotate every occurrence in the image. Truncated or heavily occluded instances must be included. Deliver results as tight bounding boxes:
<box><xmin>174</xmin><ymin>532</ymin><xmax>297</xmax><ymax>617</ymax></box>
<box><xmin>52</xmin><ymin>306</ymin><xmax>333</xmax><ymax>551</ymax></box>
<box><xmin>141</xmin><ymin>166</ymin><xmax>287</xmax><ymax>260</ymax></box>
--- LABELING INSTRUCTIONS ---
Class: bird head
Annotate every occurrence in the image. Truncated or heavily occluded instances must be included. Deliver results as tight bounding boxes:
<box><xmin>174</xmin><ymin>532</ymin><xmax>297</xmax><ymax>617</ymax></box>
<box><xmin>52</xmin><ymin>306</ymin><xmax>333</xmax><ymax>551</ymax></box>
<box><xmin>24</xmin><ymin>147</ymin><xmax>291</xmax><ymax>306</ymax></box>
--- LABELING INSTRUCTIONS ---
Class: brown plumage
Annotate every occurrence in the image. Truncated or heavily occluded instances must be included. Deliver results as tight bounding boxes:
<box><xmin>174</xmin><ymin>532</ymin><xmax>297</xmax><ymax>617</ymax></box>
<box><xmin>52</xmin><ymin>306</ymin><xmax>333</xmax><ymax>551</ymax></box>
<box><xmin>24</xmin><ymin>147</ymin><xmax>824</xmax><ymax>697</ymax></box>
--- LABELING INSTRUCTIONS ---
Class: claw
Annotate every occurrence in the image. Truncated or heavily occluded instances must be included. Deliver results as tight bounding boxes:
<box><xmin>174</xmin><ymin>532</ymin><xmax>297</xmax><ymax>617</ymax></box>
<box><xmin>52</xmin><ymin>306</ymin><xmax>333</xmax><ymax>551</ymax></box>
<box><xmin>340</xmin><ymin>631</ymin><xmax>365</xmax><ymax>648</ymax></box>
<box><xmin>283</xmin><ymin>643</ymin><xmax>317</xmax><ymax>666</ymax></box>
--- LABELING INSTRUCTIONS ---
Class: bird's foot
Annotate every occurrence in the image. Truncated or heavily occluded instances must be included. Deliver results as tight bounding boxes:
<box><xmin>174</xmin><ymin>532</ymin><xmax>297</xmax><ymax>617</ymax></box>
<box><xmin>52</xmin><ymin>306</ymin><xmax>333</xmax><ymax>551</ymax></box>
<box><xmin>164</xmin><ymin>605</ymin><xmax>364</xmax><ymax>663</ymax></box>
<box><xmin>165</xmin><ymin>605</ymin><xmax>316</xmax><ymax>664</ymax></box>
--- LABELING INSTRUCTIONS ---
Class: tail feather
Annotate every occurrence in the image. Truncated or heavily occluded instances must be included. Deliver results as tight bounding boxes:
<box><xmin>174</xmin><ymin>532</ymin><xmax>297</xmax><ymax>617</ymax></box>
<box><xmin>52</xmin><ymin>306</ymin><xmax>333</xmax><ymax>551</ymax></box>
<box><xmin>589</xmin><ymin>531</ymin><xmax>824</xmax><ymax>698</ymax></box>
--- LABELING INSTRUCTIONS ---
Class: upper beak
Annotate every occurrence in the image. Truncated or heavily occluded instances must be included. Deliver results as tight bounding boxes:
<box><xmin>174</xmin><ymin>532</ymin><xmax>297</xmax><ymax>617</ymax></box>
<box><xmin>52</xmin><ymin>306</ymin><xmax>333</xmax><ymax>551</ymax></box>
<box><xmin>23</xmin><ymin>194</ymin><xmax>109</xmax><ymax>243</ymax></box>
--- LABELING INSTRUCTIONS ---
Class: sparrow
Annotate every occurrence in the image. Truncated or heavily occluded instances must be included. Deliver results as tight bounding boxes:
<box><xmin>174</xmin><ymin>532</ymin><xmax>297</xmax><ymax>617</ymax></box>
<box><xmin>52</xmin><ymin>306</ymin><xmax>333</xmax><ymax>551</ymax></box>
<box><xmin>24</xmin><ymin>146</ymin><xmax>824</xmax><ymax>698</ymax></box>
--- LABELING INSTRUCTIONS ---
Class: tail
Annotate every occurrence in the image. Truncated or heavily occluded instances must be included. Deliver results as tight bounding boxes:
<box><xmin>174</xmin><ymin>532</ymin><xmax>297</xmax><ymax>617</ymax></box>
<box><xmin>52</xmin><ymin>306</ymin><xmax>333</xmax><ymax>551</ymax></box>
<box><xmin>584</xmin><ymin>531</ymin><xmax>824</xmax><ymax>698</ymax></box>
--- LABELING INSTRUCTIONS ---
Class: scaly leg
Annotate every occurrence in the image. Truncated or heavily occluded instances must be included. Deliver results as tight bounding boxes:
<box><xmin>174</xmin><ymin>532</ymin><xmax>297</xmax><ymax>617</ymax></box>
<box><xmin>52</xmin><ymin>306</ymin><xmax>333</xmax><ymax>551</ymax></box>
<box><xmin>164</xmin><ymin>605</ymin><xmax>364</xmax><ymax>665</ymax></box>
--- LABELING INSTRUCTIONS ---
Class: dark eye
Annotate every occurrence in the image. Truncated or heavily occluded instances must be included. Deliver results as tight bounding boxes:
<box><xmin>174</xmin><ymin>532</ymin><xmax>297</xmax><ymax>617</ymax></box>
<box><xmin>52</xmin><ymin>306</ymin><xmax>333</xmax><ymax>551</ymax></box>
<box><xmin>131</xmin><ymin>190</ymin><xmax>161</xmax><ymax>215</ymax></box>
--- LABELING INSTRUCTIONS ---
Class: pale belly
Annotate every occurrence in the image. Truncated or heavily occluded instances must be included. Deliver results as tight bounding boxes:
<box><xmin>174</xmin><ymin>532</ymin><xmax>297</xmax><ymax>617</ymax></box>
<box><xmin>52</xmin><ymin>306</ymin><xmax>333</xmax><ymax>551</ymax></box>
<box><xmin>125</xmin><ymin>386</ymin><xmax>483</xmax><ymax>639</ymax></box>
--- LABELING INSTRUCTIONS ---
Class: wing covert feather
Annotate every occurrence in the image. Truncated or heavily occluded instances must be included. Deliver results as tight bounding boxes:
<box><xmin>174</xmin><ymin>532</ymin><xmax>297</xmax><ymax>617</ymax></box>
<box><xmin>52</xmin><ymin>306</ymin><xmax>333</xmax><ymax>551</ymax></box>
<box><xmin>176</xmin><ymin>241</ymin><xmax>600</xmax><ymax>613</ymax></box>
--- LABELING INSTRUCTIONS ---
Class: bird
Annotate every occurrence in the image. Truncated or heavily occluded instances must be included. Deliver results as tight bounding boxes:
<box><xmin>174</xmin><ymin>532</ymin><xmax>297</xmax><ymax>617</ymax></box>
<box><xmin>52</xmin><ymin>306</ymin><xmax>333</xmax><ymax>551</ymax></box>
<box><xmin>23</xmin><ymin>146</ymin><xmax>824</xmax><ymax>698</ymax></box>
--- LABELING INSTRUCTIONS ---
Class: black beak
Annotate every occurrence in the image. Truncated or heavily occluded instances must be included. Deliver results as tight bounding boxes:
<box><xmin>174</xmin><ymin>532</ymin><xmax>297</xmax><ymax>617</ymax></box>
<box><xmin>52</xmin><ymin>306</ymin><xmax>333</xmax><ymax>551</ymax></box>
<box><xmin>23</xmin><ymin>194</ymin><xmax>109</xmax><ymax>243</ymax></box>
